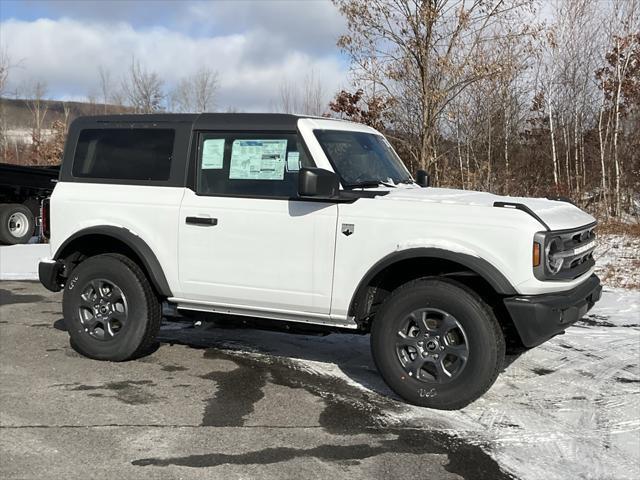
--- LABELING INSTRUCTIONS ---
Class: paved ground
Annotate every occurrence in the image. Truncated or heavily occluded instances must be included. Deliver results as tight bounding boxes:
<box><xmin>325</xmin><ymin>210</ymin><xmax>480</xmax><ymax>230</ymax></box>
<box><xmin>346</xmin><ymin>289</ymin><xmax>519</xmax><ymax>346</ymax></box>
<box><xmin>0</xmin><ymin>281</ymin><xmax>508</xmax><ymax>480</ymax></box>
<box><xmin>1</xmin><ymin>281</ymin><xmax>639</xmax><ymax>480</ymax></box>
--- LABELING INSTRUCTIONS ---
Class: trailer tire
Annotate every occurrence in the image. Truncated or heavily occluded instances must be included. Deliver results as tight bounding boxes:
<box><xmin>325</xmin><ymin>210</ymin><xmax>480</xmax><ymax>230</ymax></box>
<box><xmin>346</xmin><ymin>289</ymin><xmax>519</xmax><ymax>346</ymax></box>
<box><xmin>0</xmin><ymin>204</ymin><xmax>35</xmax><ymax>245</ymax></box>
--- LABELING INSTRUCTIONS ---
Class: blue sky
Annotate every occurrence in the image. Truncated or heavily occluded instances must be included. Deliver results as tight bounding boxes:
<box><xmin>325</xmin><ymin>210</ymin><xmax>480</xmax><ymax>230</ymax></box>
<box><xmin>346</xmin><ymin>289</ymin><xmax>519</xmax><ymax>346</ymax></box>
<box><xmin>0</xmin><ymin>0</ymin><xmax>350</xmax><ymax>111</ymax></box>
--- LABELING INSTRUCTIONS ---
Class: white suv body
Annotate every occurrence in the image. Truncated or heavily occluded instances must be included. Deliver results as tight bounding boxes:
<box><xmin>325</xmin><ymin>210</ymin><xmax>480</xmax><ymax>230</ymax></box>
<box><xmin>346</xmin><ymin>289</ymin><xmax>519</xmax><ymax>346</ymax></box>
<box><xmin>39</xmin><ymin>114</ymin><xmax>601</xmax><ymax>409</ymax></box>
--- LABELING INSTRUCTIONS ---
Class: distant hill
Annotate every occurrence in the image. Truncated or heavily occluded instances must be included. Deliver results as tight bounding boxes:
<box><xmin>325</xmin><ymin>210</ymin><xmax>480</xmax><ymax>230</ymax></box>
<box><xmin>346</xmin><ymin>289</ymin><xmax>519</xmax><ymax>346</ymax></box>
<box><xmin>0</xmin><ymin>97</ymin><xmax>130</xmax><ymax>130</ymax></box>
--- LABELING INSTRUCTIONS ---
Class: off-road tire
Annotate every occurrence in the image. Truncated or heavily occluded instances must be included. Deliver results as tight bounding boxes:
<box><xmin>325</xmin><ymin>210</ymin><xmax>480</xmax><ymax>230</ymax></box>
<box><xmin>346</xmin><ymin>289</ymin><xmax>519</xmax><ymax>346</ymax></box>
<box><xmin>63</xmin><ymin>253</ymin><xmax>161</xmax><ymax>361</ymax></box>
<box><xmin>371</xmin><ymin>277</ymin><xmax>505</xmax><ymax>409</ymax></box>
<box><xmin>0</xmin><ymin>203</ymin><xmax>35</xmax><ymax>245</ymax></box>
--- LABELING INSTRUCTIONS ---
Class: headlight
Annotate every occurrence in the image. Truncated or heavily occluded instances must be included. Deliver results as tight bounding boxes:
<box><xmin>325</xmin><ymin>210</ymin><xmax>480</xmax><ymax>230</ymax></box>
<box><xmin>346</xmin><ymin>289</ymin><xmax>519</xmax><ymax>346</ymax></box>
<box><xmin>545</xmin><ymin>237</ymin><xmax>564</xmax><ymax>274</ymax></box>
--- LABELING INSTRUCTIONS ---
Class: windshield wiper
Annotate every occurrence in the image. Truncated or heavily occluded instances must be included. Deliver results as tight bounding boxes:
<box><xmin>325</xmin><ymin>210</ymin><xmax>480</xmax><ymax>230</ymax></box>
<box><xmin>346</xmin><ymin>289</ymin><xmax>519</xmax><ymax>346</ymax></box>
<box><xmin>344</xmin><ymin>180</ymin><xmax>398</xmax><ymax>189</ymax></box>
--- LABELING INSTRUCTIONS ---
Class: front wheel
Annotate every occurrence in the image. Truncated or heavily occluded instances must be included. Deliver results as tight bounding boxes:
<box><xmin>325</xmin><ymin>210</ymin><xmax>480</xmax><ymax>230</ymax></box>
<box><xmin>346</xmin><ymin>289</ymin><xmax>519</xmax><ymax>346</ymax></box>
<box><xmin>371</xmin><ymin>278</ymin><xmax>505</xmax><ymax>409</ymax></box>
<box><xmin>63</xmin><ymin>253</ymin><xmax>161</xmax><ymax>361</ymax></box>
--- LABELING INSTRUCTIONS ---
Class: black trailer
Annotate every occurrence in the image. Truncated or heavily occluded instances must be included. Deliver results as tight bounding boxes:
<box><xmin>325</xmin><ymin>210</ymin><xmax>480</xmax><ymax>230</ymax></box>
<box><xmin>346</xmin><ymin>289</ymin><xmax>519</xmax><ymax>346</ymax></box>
<box><xmin>0</xmin><ymin>163</ymin><xmax>59</xmax><ymax>244</ymax></box>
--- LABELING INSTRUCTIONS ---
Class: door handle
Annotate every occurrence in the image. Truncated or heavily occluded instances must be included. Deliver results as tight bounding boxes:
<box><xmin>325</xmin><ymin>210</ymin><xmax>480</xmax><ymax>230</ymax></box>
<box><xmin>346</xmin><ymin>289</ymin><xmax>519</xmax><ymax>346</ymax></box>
<box><xmin>185</xmin><ymin>216</ymin><xmax>218</xmax><ymax>226</ymax></box>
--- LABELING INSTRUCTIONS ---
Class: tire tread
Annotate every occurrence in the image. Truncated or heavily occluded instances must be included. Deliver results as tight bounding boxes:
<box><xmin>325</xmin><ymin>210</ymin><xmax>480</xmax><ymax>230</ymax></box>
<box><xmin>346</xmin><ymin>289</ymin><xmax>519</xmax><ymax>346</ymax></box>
<box><xmin>372</xmin><ymin>276</ymin><xmax>505</xmax><ymax>410</ymax></box>
<box><xmin>102</xmin><ymin>253</ymin><xmax>161</xmax><ymax>360</ymax></box>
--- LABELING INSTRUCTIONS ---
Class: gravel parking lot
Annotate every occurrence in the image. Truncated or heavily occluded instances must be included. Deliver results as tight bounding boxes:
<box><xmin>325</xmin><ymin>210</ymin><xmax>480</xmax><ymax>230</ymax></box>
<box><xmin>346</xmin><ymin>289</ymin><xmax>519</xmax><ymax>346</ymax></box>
<box><xmin>1</xmin><ymin>280</ymin><xmax>639</xmax><ymax>480</ymax></box>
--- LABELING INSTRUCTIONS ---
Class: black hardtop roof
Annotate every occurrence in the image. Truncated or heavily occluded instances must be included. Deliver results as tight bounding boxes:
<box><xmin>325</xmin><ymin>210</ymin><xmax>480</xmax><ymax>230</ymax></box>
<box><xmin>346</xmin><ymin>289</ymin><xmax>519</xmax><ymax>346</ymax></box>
<box><xmin>71</xmin><ymin>113</ymin><xmax>328</xmax><ymax>131</ymax></box>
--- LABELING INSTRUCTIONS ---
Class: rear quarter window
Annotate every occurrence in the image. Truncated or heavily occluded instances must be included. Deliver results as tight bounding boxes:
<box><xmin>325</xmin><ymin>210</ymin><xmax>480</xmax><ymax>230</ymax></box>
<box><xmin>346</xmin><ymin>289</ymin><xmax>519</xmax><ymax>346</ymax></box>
<box><xmin>72</xmin><ymin>129</ymin><xmax>175</xmax><ymax>181</ymax></box>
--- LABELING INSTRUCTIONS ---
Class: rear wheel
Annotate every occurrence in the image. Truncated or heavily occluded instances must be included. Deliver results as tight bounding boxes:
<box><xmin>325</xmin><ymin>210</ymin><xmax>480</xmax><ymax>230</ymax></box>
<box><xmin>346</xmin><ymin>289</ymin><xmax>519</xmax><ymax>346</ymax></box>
<box><xmin>0</xmin><ymin>203</ymin><xmax>35</xmax><ymax>245</ymax></box>
<box><xmin>63</xmin><ymin>253</ymin><xmax>161</xmax><ymax>361</ymax></box>
<box><xmin>371</xmin><ymin>277</ymin><xmax>504</xmax><ymax>409</ymax></box>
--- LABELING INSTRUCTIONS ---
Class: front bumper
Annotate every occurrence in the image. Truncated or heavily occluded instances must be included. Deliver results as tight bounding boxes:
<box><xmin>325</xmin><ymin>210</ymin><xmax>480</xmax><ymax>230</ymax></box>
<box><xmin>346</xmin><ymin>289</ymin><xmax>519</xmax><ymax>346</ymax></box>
<box><xmin>38</xmin><ymin>259</ymin><xmax>64</xmax><ymax>292</ymax></box>
<box><xmin>504</xmin><ymin>274</ymin><xmax>602</xmax><ymax>347</ymax></box>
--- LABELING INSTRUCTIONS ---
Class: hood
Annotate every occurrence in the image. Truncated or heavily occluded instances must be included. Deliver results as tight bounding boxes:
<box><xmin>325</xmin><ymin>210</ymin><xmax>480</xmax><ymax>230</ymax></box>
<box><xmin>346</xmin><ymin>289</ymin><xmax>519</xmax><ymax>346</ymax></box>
<box><xmin>381</xmin><ymin>187</ymin><xmax>595</xmax><ymax>231</ymax></box>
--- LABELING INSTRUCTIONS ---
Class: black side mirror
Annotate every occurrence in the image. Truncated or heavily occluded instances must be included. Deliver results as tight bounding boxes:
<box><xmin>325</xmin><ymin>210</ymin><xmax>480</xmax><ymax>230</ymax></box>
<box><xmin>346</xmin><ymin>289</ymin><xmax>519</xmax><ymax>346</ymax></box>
<box><xmin>416</xmin><ymin>169</ymin><xmax>430</xmax><ymax>187</ymax></box>
<box><xmin>298</xmin><ymin>167</ymin><xmax>340</xmax><ymax>199</ymax></box>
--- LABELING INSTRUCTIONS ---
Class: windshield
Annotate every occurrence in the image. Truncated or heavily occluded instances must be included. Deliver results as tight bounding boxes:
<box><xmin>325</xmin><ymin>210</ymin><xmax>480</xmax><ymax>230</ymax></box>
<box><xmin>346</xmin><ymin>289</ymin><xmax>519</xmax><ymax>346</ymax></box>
<box><xmin>314</xmin><ymin>130</ymin><xmax>413</xmax><ymax>188</ymax></box>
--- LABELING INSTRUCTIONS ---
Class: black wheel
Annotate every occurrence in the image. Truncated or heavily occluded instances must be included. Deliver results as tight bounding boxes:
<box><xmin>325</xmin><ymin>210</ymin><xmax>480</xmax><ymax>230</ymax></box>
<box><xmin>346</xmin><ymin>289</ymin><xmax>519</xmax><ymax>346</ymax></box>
<box><xmin>371</xmin><ymin>277</ymin><xmax>505</xmax><ymax>409</ymax></box>
<box><xmin>0</xmin><ymin>203</ymin><xmax>35</xmax><ymax>245</ymax></box>
<box><xmin>63</xmin><ymin>253</ymin><xmax>161</xmax><ymax>361</ymax></box>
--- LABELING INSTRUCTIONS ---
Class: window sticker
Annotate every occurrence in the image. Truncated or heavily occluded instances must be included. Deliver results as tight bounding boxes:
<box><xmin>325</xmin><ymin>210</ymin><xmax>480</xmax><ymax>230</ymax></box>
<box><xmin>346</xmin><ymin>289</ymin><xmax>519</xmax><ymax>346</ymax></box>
<box><xmin>286</xmin><ymin>151</ymin><xmax>300</xmax><ymax>172</ymax></box>
<box><xmin>229</xmin><ymin>139</ymin><xmax>287</xmax><ymax>180</ymax></box>
<box><xmin>202</xmin><ymin>139</ymin><xmax>225</xmax><ymax>170</ymax></box>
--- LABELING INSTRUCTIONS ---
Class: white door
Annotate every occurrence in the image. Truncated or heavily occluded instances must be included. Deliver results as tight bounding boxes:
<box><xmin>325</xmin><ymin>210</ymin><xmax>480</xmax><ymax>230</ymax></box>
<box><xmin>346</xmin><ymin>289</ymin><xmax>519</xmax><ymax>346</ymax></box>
<box><xmin>177</xmin><ymin>132</ymin><xmax>338</xmax><ymax>315</ymax></box>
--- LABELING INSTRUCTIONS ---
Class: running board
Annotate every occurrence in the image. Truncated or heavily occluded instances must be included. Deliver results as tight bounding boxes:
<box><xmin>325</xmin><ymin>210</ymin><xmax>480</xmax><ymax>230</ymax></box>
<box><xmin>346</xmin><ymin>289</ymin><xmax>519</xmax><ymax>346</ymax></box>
<box><xmin>168</xmin><ymin>297</ymin><xmax>358</xmax><ymax>329</ymax></box>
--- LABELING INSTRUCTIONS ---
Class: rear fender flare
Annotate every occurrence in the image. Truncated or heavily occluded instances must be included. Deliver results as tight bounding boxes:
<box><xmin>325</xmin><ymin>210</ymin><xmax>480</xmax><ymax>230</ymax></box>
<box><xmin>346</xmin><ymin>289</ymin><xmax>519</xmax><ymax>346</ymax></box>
<box><xmin>54</xmin><ymin>225</ymin><xmax>172</xmax><ymax>297</ymax></box>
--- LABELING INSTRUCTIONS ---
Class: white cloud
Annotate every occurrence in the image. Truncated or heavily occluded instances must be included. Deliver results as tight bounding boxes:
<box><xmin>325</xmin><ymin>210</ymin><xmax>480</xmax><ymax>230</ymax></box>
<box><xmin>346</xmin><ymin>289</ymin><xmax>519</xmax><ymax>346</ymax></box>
<box><xmin>184</xmin><ymin>0</ymin><xmax>346</xmax><ymax>56</ymax></box>
<box><xmin>0</xmin><ymin>13</ymin><xmax>348</xmax><ymax>111</ymax></box>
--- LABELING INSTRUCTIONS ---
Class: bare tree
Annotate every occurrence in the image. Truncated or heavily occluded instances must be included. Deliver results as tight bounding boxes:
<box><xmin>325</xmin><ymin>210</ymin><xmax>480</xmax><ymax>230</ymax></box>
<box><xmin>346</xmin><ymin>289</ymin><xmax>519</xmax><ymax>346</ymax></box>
<box><xmin>445</xmin><ymin>26</ymin><xmax>534</xmax><ymax>193</ymax></box>
<box><xmin>301</xmin><ymin>71</ymin><xmax>325</xmax><ymax>116</ymax></box>
<box><xmin>594</xmin><ymin>0</ymin><xmax>639</xmax><ymax>217</ymax></box>
<box><xmin>277</xmin><ymin>80</ymin><xmax>298</xmax><ymax>114</ymax></box>
<box><xmin>0</xmin><ymin>48</ymin><xmax>10</xmax><ymax>97</ymax></box>
<box><xmin>122</xmin><ymin>58</ymin><xmax>165</xmax><ymax>113</ymax></box>
<box><xmin>0</xmin><ymin>49</ymin><xmax>11</xmax><ymax>161</ymax></box>
<box><xmin>192</xmin><ymin>68</ymin><xmax>218</xmax><ymax>112</ymax></box>
<box><xmin>26</xmin><ymin>80</ymin><xmax>49</xmax><ymax>160</ymax></box>
<box><xmin>328</xmin><ymin>0</ymin><xmax>639</xmax><ymax>218</ymax></box>
<box><xmin>334</xmin><ymin>0</ymin><xmax>538</xmax><ymax>173</ymax></box>
<box><xmin>276</xmin><ymin>71</ymin><xmax>326</xmax><ymax>115</ymax></box>
<box><xmin>610</xmin><ymin>3</ymin><xmax>638</xmax><ymax>217</ymax></box>
<box><xmin>98</xmin><ymin>65</ymin><xmax>112</xmax><ymax>114</ymax></box>
<box><xmin>170</xmin><ymin>67</ymin><xmax>219</xmax><ymax>113</ymax></box>
<box><xmin>534</xmin><ymin>0</ymin><xmax>603</xmax><ymax>194</ymax></box>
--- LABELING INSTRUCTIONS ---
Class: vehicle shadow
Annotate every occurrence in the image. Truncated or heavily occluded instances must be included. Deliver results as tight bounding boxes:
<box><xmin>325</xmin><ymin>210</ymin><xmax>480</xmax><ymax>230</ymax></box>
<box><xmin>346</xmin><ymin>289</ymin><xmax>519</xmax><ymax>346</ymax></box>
<box><xmin>53</xmin><ymin>310</ymin><xmax>526</xmax><ymax>403</ymax></box>
<box><xmin>156</xmin><ymin>314</ymin><xmax>400</xmax><ymax>401</ymax></box>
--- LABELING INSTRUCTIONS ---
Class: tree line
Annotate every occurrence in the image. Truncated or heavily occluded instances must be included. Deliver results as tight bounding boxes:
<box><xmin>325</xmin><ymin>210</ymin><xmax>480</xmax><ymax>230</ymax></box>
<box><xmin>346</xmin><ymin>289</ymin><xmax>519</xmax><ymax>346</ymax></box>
<box><xmin>1</xmin><ymin>0</ymin><xmax>638</xmax><ymax>221</ymax></box>
<box><xmin>329</xmin><ymin>0</ymin><xmax>639</xmax><ymax>220</ymax></box>
<box><xmin>0</xmin><ymin>54</ymin><xmax>328</xmax><ymax>166</ymax></box>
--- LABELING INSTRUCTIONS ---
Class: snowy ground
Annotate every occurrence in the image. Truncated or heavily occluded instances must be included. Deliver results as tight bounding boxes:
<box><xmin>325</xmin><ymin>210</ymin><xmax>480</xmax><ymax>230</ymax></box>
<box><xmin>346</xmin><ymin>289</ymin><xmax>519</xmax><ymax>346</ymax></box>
<box><xmin>594</xmin><ymin>234</ymin><xmax>640</xmax><ymax>289</ymax></box>
<box><xmin>0</xmin><ymin>244</ymin><xmax>50</xmax><ymax>280</ymax></box>
<box><xmin>393</xmin><ymin>287</ymin><xmax>640</xmax><ymax>479</ymax></box>
<box><xmin>166</xmin><ymin>287</ymin><xmax>639</xmax><ymax>480</ymax></box>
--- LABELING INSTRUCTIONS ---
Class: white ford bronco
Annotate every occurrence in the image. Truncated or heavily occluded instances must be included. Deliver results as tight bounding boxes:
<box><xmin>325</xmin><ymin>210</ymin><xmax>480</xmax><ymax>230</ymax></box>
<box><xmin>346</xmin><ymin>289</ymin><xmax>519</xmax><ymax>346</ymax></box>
<box><xmin>39</xmin><ymin>113</ymin><xmax>601</xmax><ymax>409</ymax></box>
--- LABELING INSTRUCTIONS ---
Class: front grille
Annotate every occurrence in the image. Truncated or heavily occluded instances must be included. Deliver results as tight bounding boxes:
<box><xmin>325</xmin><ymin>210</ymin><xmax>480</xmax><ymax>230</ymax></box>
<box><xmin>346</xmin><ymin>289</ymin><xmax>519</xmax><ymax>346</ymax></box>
<box><xmin>551</xmin><ymin>226</ymin><xmax>596</xmax><ymax>276</ymax></box>
<box><xmin>534</xmin><ymin>223</ymin><xmax>597</xmax><ymax>280</ymax></box>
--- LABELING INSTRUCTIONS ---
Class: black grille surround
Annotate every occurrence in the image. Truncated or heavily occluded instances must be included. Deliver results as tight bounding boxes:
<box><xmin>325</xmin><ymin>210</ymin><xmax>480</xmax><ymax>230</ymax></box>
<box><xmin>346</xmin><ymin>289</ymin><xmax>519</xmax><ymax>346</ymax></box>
<box><xmin>533</xmin><ymin>222</ymin><xmax>597</xmax><ymax>281</ymax></box>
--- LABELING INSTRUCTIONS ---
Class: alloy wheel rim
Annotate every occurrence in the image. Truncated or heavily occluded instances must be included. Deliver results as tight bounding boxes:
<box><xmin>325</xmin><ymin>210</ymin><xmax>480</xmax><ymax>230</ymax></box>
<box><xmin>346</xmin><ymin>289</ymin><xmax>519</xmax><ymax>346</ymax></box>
<box><xmin>395</xmin><ymin>308</ymin><xmax>469</xmax><ymax>384</ymax></box>
<box><xmin>77</xmin><ymin>279</ymin><xmax>128</xmax><ymax>341</ymax></box>
<box><xmin>8</xmin><ymin>212</ymin><xmax>29</xmax><ymax>238</ymax></box>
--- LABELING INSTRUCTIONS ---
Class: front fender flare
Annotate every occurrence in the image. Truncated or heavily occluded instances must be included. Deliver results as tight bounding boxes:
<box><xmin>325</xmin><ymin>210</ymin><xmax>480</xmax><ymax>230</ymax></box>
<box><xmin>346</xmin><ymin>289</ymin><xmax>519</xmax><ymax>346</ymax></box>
<box><xmin>348</xmin><ymin>247</ymin><xmax>517</xmax><ymax>317</ymax></box>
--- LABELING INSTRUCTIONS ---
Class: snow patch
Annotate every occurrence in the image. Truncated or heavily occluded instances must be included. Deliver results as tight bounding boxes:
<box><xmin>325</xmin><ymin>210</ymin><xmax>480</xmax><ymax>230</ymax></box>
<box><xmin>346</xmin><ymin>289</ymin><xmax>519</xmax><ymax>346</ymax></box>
<box><xmin>0</xmin><ymin>244</ymin><xmax>50</xmax><ymax>280</ymax></box>
<box><xmin>595</xmin><ymin>234</ymin><xmax>640</xmax><ymax>289</ymax></box>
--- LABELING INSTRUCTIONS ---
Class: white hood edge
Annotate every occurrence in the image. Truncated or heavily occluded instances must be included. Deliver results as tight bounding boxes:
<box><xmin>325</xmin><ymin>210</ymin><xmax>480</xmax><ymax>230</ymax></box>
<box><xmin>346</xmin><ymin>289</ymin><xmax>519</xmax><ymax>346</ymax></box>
<box><xmin>381</xmin><ymin>187</ymin><xmax>596</xmax><ymax>231</ymax></box>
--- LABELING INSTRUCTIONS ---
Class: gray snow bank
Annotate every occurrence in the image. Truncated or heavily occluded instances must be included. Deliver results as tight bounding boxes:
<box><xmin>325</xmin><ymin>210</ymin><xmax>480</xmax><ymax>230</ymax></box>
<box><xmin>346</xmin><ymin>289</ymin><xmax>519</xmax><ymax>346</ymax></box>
<box><xmin>0</xmin><ymin>244</ymin><xmax>51</xmax><ymax>280</ymax></box>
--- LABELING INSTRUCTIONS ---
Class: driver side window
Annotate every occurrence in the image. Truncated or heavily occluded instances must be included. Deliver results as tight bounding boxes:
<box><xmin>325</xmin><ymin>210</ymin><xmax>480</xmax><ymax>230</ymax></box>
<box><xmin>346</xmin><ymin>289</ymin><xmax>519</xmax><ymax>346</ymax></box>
<box><xmin>196</xmin><ymin>132</ymin><xmax>313</xmax><ymax>198</ymax></box>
